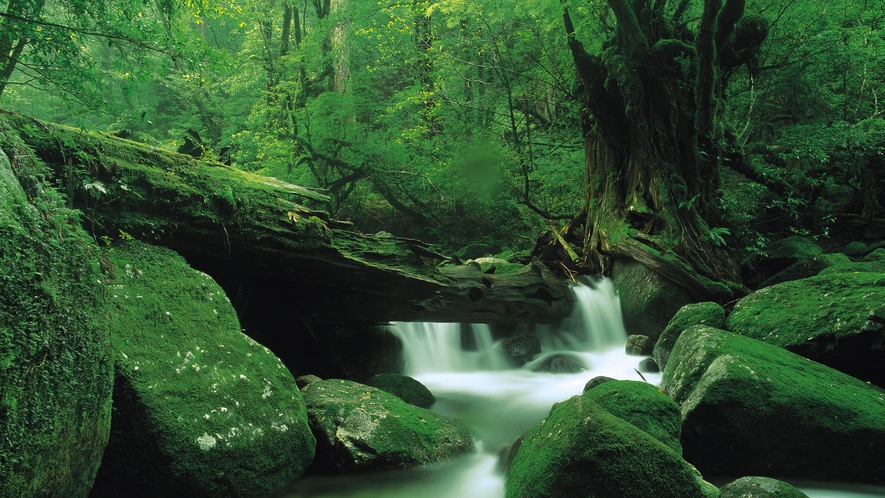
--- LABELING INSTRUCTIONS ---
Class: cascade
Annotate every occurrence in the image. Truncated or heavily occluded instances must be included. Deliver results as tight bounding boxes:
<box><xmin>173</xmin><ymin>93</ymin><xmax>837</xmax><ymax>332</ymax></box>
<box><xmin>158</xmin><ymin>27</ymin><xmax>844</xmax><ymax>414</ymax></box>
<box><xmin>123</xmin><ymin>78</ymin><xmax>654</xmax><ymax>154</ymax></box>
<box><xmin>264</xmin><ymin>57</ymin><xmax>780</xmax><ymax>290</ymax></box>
<box><xmin>280</xmin><ymin>278</ymin><xmax>883</xmax><ymax>498</ymax></box>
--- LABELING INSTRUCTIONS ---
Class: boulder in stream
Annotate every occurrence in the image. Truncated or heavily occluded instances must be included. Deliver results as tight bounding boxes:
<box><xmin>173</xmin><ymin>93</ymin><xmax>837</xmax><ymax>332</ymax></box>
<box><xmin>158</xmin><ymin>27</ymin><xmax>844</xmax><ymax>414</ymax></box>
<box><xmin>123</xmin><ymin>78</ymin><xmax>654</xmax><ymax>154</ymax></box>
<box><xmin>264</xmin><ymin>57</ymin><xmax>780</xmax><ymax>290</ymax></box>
<box><xmin>303</xmin><ymin>379</ymin><xmax>474</xmax><ymax>472</ymax></box>
<box><xmin>582</xmin><ymin>380</ymin><xmax>682</xmax><ymax>455</ymax></box>
<box><xmin>612</xmin><ymin>258</ymin><xmax>694</xmax><ymax>341</ymax></box>
<box><xmin>504</xmin><ymin>395</ymin><xmax>718</xmax><ymax>498</ymax></box>
<box><xmin>725</xmin><ymin>272</ymin><xmax>885</xmax><ymax>385</ymax></box>
<box><xmin>654</xmin><ymin>302</ymin><xmax>725</xmax><ymax>371</ymax></box>
<box><xmin>718</xmin><ymin>476</ymin><xmax>809</xmax><ymax>498</ymax></box>
<box><xmin>90</xmin><ymin>241</ymin><xmax>316</xmax><ymax>498</ymax></box>
<box><xmin>365</xmin><ymin>373</ymin><xmax>436</xmax><ymax>408</ymax></box>
<box><xmin>498</xmin><ymin>335</ymin><xmax>541</xmax><ymax>367</ymax></box>
<box><xmin>663</xmin><ymin>325</ymin><xmax>885</xmax><ymax>483</ymax></box>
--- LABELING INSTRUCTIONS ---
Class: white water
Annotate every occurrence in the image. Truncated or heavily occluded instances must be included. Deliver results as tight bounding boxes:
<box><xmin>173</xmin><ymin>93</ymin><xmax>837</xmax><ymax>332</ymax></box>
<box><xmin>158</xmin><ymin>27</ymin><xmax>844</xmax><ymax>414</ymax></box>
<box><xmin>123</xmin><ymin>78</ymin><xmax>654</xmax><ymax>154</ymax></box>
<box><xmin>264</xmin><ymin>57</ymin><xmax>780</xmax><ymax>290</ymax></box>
<box><xmin>279</xmin><ymin>278</ymin><xmax>885</xmax><ymax>498</ymax></box>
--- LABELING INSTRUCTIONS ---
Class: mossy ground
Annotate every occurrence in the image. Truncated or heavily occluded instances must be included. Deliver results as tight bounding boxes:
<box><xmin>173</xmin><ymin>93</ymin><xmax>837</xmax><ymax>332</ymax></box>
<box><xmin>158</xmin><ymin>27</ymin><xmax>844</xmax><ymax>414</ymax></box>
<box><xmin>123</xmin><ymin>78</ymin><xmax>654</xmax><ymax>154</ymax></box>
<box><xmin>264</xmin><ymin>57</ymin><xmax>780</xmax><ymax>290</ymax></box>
<box><xmin>0</xmin><ymin>131</ymin><xmax>113</xmax><ymax>497</ymax></box>
<box><xmin>91</xmin><ymin>240</ymin><xmax>315</xmax><ymax>497</ymax></box>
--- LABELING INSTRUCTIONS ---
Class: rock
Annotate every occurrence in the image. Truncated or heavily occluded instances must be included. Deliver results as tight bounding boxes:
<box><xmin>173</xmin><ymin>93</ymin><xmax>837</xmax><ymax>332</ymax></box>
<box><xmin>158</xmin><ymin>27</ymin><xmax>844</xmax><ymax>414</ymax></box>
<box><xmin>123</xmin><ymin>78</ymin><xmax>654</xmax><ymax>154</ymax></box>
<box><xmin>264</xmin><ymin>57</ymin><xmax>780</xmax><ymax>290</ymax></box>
<box><xmin>864</xmin><ymin>247</ymin><xmax>885</xmax><ymax>261</ymax></box>
<box><xmin>612</xmin><ymin>259</ymin><xmax>694</xmax><ymax>342</ymax></box>
<box><xmin>303</xmin><ymin>379</ymin><xmax>473</xmax><ymax>472</ymax></box>
<box><xmin>582</xmin><ymin>380</ymin><xmax>682</xmax><ymax>455</ymax></box>
<box><xmin>638</xmin><ymin>357</ymin><xmax>660</xmax><ymax>373</ymax></box>
<box><xmin>654</xmin><ymin>302</ymin><xmax>725</xmax><ymax>371</ymax></box>
<box><xmin>759</xmin><ymin>236</ymin><xmax>822</xmax><ymax>273</ymax></box>
<box><xmin>583</xmin><ymin>376</ymin><xmax>617</xmax><ymax>392</ymax></box>
<box><xmin>662</xmin><ymin>325</ymin><xmax>885</xmax><ymax>483</ymax></box>
<box><xmin>296</xmin><ymin>374</ymin><xmax>323</xmax><ymax>390</ymax></box>
<box><xmin>499</xmin><ymin>336</ymin><xmax>541</xmax><ymax>367</ymax></box>
<box><xmin>0</xmin><ymin>148</ymin><xmax>113</xmax><ymax>497</ymax></box>
<box><xmin>625</xmin><ymin>334</ymin><xmax>653</xmax><ymax>356</ymax></box>
<box><xmin>365</xmin><ymin>373</ymin><xmax>436</xmax><ymax>408</ymax></box>
<box><xmin>817</xmin><ymin>261</ymin><xmax>885</xmax><ymax>275</ymax></box>
<box><xmin>504</xmin><ymin>395</ymin><xmax>718</xmax><ymax>498</ymax></box>
<box><xmin>530</xmin><ymin>353</ymin><xmax>586</xmax><ymax>373</ymax></box>
<box><xmin>725</xmin><ymin>272</ymin><xmax>885</xmax><ymax>385</ymax></box>
<box><xmin>758</xmin><ymin>253</ymin><xmax>851</xmax><ymax>288</ymax></box>
<box><xmin>456</xmin><ymin>242</ymin><xmax>501</xmax><ymax>261</ymax></box>
<box><xmin>719</xmin><ymin>476</ymin><xmax>809</xmax><ymax>498</ymax></box>
<box><xmin>844</xmin><ymin>241</ymin><xmax>869</xmax><ymax>259</ymax></box>
<box><xmin>90</xmin><ymin>241</ymin><xmax>315</xmax><ymax>498</ymax></box>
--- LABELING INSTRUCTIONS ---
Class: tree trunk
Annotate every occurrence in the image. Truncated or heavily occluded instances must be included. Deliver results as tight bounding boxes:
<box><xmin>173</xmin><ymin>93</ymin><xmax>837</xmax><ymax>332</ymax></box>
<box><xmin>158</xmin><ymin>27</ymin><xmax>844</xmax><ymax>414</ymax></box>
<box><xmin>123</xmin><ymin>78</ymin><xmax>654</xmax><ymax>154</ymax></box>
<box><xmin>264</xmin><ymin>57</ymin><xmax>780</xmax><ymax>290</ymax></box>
<box><xmin>560</xmin><ymin>1</ymin><xmax>763</xmax><ymax>301</ymax></box>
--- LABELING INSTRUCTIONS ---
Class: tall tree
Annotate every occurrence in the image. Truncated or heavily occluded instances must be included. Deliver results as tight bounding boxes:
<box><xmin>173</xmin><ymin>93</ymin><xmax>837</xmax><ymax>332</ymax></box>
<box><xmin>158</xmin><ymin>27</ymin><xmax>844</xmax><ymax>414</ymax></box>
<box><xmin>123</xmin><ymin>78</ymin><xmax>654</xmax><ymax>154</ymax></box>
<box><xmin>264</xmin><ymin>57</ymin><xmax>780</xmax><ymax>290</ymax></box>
<box><xmin>562</xmin><ymin>0</ymin><xmax>768</xmax><ymax>297</ymax></box>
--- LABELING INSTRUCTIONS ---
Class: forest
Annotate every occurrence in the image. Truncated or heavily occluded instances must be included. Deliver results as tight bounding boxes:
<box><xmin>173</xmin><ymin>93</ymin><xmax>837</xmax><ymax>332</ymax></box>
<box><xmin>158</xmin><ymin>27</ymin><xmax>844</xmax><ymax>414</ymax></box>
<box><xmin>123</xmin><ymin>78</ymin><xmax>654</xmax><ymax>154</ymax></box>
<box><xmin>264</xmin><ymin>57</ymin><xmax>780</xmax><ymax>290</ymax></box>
<box><xmin>2</xmin><ymin>0</ymin><xmax>882</xmax><ymax>290</ymax></box>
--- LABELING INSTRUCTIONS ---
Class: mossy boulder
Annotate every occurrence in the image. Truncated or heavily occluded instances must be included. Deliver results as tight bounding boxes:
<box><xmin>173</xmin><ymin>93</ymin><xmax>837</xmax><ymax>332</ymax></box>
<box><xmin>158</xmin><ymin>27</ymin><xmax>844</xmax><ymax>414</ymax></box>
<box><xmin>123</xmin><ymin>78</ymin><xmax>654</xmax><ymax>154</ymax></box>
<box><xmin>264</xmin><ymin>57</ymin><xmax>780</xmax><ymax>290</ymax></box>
<box><xmin>365</xmin><ymin>373</ymin><xmax>436</xmax><ymax>408</ymax></box>
<box><xmin>817</xmin><ymin>261</ymin><xmax>885</xmax><ymax>275</ymax></box>
<box><xmin>654</xmin><ymin>302</ymin><xmax>725</xmax><ymax>370</ymax></box>
<box><xmin>504</xmin><ymin>395</ymin><xmax>718</xmax><ymax>498</ymax></box>
<box><xmin>303</xmin><ymin>379</ymin><xmax>474</xmax><ymax>472</ymax></box>
<box><xmin>758</xmin><ymin>236</ymin><xmax>822</xmax><ymax>274</ymax></box>
<box><xmin>843</xmin><ymin>241</ymin><xmax>869</xmax><ymax>259</ymax></box>
<box><xmin>864</xmin><ymin>247</ymin><xmax>885</xmax><ymax>261</ymax></box>
<box><xmin>662</xmin><ymin>325</ymin><xmax>885</xmax><ymax>483</ymax></box>
<box><xmin>0</xmin><ymin>147</ymin><xmax>113</xmax><ymax>497</ymax></box>
<box><xmin>758</xmin><ymin>253</ymin><xmax>850</xmax><ymax>288</ymax></box>
<box><xmin>612</xmin><ymin>258</ymin><xmax>694</xmax><ymax>341</ymax></box>
<box><xmin>90</xmin><ymin>241</ymin><xmax>315</xmax><ymax>498</ymax></box>
<box><xmin>582</xmin><ymin>380</ymin><xmax>682</xmax><ymax>455</ymax></box>
<box><xmin>719</xmin><ymin>477</ymin><xmax>808</xmax><ymax>498</ymax></box>
<box><xmin>725</xmin><ymin>272</ymin><xmax>885</xmax><ymax>385</ymax></box>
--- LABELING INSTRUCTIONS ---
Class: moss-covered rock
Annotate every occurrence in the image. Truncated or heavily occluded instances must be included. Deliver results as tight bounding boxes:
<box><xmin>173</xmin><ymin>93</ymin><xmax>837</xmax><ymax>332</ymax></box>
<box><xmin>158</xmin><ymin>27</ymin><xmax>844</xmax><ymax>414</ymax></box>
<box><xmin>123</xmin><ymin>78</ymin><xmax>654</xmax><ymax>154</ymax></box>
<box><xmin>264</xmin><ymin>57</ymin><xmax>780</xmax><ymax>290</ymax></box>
<box><xmin>365</xmin><ymin>373</ymin><xmax>436</xmax><ymax>408</ymax></box>
<box><xmin>718</xmin><ymin>476</ymin><xmax>808</xmax><ymax>498</ymax></box>
<box><xmin>864</xmin><ymin>247</ymin><xmax>885</xmax><ymax>261</ymax></box>
<box><xmin>303</xmin><ymin>379</ymin><xmax>473</xmax><ymax>472</ymax></box>
<box><xmin>662</xmin><ymin>325</ymin><xmax>885</xmax><ymax>483</ymax></box>
<box><xmin>612</xmin><ymin>258</ymin><xmax>694</xmax><ymax>341</ymax></box>
<box><xmin>725</xmin><ymin>272</ymin><xmax>885</xmax><ymax>385</ymax></box>
<box><xmin>582</xmin><ymin>380</ymin><xmax>682</xmax><ymax>455</ymax></box>
<box><xmin>843</xmin><ymin>241</ymin><xmax>869</xmax><ymax>259</ymax></box>
<box><xmin>0</xmin><ymin>146</ymin><xmax>113</xmax><ymax>497</ymax></box>
<box><xmin>817</xmin><ymin>261</ymin><xmax>885</xmax><ymax>275</ymax></box>
<box><xmin>90</xmin><ymin>241</ymin><xmax>315</xmax><ymax>498</ymax></box>
<box><xmin>625</xmin><ymin>334</ymin><xmax>653</xmax><ymax>356</ymax></box>
<box><xmin>758</xmin><ymin>253</ymin><xmax>850</xmax><ymax>288</ymax></box>
<box><xmin>759</xmin><ymin>236</ymin><xmax>822</xmax><ymax>271</ymax></box>
<box><xmin>498</xmin><ymin>335</ymin><xmax>541</xmax><ymax>367</ymax></box>
<box><xmin>504</xmin><ymin>395</ymin><xmax>718</xmax><ymax>498</ymax></box>
<box><xmin>654</xmin><ymin>302</ymin><xmax>725</xmax><ymax>370</ymax></box>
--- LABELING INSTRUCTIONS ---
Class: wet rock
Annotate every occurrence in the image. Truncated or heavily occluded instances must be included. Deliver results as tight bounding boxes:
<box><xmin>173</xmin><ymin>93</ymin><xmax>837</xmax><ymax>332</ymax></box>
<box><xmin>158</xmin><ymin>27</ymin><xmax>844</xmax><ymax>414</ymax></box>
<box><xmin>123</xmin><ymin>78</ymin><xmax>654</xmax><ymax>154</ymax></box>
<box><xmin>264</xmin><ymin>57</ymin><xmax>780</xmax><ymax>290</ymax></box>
<box><xmin>612</xmin><ymin>259</ymin><xmax>694</xmax><ymax>342</ymax></box>
<box><xmin>638</xmin><ymin>357</ymin><xmax>660</xmax><ymax>373</ymax></box>
<box><xmin>663</xmin><ymin>325</ymin><xmax>885</xmax><ymax>483</ymax></box>
<box><xmin>0</xmin><ymin>149</ymin><xmax>112</xmax><ymax>497</ymax></box>
<box><xmin>625</xmin><ymin>334</ymin><xmax>653</xmax><ymax>356</ymax></box>
<box><xmin>654</xmin><ymin>302</ymin><xmax>725</xmax><ymax>371</ymax></box>
<box><xmin>583</xmin><ymin>376</ymin><xmax>617</xmax><ymax>392</ymax></box>
<box><xmin>91</xmin><ymin>242</ymin><xmax>315</xmax><ymax>498</ymax></box>
<box><xmin>583</xmin><ymin>380</ymin><xmax>683</xmax><ymax>455</ymax></box>
<box><xmin>504</xmin><ymin>395</ymin><xmax>718</xmax><ymax>498</ymax></box>
<box><xmin>365</xmin><ymin>373</ymin><xmax>436</xmax><ymax>408</ymax></box>
<box><xmin>725</xmin><ymin>272</ymin><xmax>885</xmax><ymax>385</ymax></box>
<box><xmin>499</xmin><ymin>336</ymin><xmax>541</xmax><ymax>367</ymax></box>
<box><xmin>303</xmin><ymin>379</ymin><xmax>473</xmax><ymax>472</ymax></box>
<box><xmin>719</xmin><ymin>476</ymin><xmax>809</xmax><ymax>498</ymax></box>
<box><xmin>296</xmin><ymin>374</ymin><xmax>323</xmax><ymax>390</ymax></box>
<box><xmin>530</xmin><ymin>353</ymin><xmax>586</xmax><ymax>373</ymax></box>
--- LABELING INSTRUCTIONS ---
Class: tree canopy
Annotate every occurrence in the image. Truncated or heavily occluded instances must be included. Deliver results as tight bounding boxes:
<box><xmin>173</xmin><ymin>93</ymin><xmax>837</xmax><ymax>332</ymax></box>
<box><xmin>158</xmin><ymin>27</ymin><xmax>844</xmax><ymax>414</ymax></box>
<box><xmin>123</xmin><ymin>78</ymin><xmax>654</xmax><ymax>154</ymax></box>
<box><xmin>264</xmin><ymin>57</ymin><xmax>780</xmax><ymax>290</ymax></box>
<box><xmin>2</xmin><ymin>0</ymin><xmax>883</xmax><ymax>288</ymax></box>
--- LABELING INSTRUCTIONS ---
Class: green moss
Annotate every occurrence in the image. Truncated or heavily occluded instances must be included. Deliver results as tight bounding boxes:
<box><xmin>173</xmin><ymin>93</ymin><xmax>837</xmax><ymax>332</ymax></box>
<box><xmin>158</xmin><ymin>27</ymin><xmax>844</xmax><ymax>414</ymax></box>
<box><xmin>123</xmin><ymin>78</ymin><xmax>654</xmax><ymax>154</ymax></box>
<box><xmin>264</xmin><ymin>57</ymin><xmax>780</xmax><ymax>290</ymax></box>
<box><xmin>662</xmin><ymin>325</ymin><xmax>885</xmax><ymax>481</ymax></box>
<box><xmin>303</xmin><ymin>379</ymin><xmax>473</xmax><ymax>472</ymax></box>
<box><xmin>91</xmin><ymin>241</ymin><xmax>315</xmax><ymax>497</ymax></box>
<box><xmin>654</xmin><ymin>302</ymin><xmax>725</xmax><ymax>370</ymax></box>
<box><xmin>505</xmin><ymin>395</ymin><xmax>718</xmax><ymax>498</ymax></box>
<box><xmin>0</xmin><ymin>141</ymin><xmax>113</xmax><ymax>496</ymax></box>
<box><xmin>583</xmin><ymin>380</ymin><xmax>683</xmax><ymax>455</ymax></box>
<box><xmin>366</xmin><ymin>373</ymin><xmax>436</xmax><ymax>408</ymax></box>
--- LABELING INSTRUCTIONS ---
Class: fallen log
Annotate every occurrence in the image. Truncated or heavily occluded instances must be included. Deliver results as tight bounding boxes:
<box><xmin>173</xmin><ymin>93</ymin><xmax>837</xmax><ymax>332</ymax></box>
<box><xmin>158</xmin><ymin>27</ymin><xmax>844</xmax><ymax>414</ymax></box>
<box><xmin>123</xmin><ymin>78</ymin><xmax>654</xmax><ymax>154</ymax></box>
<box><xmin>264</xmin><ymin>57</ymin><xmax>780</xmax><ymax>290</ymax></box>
<box><xmin>0</xmin><ymin>112</ymin><xmax>571</xmax><ymax>324</ymax></box>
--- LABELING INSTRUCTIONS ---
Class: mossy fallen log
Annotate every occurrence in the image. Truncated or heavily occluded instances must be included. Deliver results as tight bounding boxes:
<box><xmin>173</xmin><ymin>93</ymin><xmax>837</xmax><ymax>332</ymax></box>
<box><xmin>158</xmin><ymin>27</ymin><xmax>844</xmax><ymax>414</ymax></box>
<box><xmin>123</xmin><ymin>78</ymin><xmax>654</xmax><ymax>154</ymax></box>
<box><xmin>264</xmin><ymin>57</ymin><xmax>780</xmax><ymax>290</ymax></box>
<box><xmin>0</xmin><ymin>112</ymin><xmax>570</xmax><ymax>324</ymax></box>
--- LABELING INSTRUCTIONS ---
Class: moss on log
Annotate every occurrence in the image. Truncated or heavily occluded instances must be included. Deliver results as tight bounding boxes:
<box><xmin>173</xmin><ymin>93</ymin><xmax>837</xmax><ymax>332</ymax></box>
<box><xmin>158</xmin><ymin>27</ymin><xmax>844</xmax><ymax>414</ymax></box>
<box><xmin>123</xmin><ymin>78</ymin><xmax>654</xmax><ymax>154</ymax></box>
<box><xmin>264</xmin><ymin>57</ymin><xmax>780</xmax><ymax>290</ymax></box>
<box><xmin>1</xmin><ymin>111</ymin><xmax>570</xmax><ymax>324</ymax></box>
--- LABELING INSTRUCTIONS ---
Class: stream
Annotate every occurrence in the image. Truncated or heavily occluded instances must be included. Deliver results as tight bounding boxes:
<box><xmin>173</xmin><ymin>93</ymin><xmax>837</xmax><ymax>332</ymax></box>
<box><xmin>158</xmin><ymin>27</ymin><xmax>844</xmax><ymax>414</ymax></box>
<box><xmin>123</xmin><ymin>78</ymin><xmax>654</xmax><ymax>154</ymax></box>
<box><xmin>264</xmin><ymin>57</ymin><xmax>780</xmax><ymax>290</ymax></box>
<box><xmin>277</xmin><ymin>278</ymin><xmax>885</xmax><ymax>498</ymax></box>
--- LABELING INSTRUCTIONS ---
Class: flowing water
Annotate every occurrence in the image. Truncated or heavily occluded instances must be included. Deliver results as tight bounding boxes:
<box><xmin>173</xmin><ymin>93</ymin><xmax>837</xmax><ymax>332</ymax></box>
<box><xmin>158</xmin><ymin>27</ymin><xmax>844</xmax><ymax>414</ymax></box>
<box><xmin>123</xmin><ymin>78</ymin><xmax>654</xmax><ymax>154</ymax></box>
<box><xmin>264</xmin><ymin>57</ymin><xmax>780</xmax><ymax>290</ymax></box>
<box><xmin>278</xmin><ymin>278</ymin><xmax>885</xmax><ymax>498</ymax></box>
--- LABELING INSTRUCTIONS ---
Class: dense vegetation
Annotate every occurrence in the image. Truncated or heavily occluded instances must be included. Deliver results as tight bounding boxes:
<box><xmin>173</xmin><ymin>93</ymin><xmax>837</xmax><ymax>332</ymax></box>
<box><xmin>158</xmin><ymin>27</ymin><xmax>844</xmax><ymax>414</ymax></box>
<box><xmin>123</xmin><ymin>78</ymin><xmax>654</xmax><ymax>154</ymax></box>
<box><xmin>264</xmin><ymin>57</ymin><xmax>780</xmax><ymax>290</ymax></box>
<box><xmin>1</xmin><ymin>0</ymin><xmax>883</xmax><ymax>284</ymax></box>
